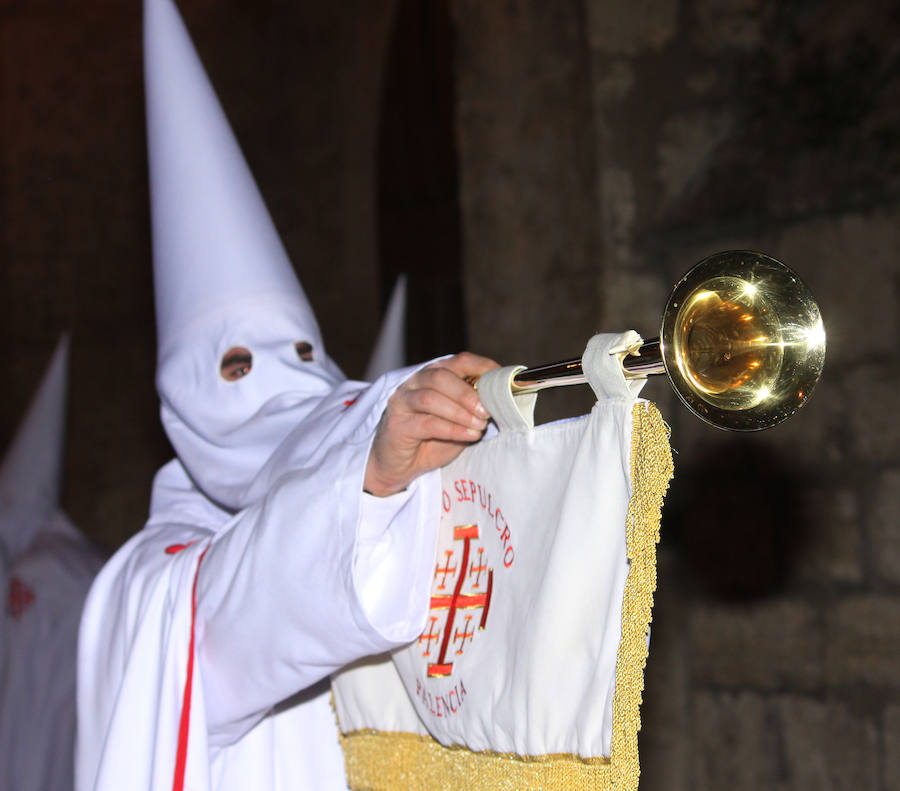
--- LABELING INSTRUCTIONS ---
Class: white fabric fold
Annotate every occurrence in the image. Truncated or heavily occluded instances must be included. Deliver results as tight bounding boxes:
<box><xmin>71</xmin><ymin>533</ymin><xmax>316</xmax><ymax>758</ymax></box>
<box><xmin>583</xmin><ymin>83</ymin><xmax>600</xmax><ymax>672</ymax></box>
<box><xmin>582</xmin><ymin>330</ymin><xmax>647</xmax><ymax>400</ymax></box>
<box><xmin>355</xmin><ymin>474</ymin><xmax>440</xmax><ymax>642</ymax></box>
<box><xmin>476</xmin><ymin>365</ymin><xmax>536</xmax><ymax>431</ymax></box>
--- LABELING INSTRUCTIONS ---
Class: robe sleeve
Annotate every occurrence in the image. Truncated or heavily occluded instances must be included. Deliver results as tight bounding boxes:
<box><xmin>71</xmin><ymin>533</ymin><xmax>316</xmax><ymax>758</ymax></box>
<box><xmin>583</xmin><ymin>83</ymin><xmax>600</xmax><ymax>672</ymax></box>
<box><xmin>191</xmin><ymin>374</ymin><xmax>441</xmax><ymax>746</ymax></box>
<box><xmin>355</xmin><ymin>488</ymin><xmax>437</xmax><ymax>642</ymax></box>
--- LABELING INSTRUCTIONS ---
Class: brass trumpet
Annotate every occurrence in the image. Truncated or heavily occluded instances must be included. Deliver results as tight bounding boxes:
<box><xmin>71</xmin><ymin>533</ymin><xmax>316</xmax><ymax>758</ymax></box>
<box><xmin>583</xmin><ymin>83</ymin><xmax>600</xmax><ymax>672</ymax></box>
<box><xmin>506</xmin><ymin>251</ymin><xmax>826</xmax><ymax>431</ymax></box>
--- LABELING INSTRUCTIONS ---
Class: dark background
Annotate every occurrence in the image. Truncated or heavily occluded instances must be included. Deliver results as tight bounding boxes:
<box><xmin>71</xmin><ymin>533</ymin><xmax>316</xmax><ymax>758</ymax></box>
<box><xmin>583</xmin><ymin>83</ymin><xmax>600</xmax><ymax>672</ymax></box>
<box><xmin>2</xmin><ymin>0</ymin><xmax>899</xmax><ymax>787</ymax></box>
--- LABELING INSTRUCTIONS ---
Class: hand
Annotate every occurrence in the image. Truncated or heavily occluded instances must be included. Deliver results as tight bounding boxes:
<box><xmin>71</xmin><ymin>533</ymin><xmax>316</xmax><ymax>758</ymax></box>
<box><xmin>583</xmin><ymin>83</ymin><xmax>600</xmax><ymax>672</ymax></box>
<box><xmin>363</xmin><ymin>352</ymin><xmax>500</xmax><ymax>497</ymax></box>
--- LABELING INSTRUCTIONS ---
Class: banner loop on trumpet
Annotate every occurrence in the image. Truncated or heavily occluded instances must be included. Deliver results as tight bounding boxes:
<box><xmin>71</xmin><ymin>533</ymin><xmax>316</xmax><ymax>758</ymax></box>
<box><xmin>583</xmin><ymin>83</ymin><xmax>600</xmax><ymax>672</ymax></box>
<box><xmin>583</xmin><ymin>330</ymin><xmax>647</xmax><ymax>400</ymax></box>
<box><xmin>477</xmin><ymin>365</ymin><xmax>535</xmax><ymax>431</ymax></box>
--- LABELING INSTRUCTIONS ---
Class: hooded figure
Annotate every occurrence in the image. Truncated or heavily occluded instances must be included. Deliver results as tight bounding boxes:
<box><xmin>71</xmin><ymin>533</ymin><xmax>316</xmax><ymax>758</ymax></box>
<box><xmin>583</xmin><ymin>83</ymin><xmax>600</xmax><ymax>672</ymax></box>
<box><xmin>143</xmin><ymin>0</ymin><xmax>345</xmax><ymax>511</ymax></box>
<box><xmin>0</xmin><ymin>336</ymin><xmax>106</xmax><ymax>791</ymax></box>
<box><xmin>364</xmin><ymin>275</ymin><xmax>407</xmax><ymax>383</ymax></box>
<box><xmin>76</xmin><ymin>3</ymin><xmax>494</xmax><ymax>790</ymax></box>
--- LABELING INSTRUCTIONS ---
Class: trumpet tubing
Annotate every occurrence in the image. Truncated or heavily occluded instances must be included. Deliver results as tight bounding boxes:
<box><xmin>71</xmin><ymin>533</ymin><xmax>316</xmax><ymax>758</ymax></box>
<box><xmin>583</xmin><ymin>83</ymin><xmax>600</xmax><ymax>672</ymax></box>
<box><xmin>508</xmin><ymin>251</ymin><xmax>826</xmax><ymax>432</ymax></box>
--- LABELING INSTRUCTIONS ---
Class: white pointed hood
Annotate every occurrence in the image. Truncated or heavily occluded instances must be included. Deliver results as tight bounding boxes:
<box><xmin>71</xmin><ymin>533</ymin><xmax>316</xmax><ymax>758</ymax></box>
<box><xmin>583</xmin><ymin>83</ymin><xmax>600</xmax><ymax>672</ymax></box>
<box><xmin>364</xmin><ymin>275</ymin><xmax>407</xmax><ymax>381</ymax></box>
<box><xmin>144</xmin><ymin>0</ymin><xmax>344</xmax><ymax>510</ymax></box>
<box><xmin>0</xmin><ymin>336</ymin><xmax>69</xmax><ymax>562</ymax></box>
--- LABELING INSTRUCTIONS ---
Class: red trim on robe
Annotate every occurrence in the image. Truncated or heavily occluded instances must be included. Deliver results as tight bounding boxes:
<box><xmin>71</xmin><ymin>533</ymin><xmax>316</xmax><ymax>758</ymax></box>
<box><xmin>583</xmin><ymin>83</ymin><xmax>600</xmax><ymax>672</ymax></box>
<box><xmin>165</xmin><ymin>542</ymin><xmax>196</xmax><ymax>555</ymax></box>
<box><xmin>172</xmin><ymin>545</ymin><xmax>209</xmax><ymax>791</ymax></box>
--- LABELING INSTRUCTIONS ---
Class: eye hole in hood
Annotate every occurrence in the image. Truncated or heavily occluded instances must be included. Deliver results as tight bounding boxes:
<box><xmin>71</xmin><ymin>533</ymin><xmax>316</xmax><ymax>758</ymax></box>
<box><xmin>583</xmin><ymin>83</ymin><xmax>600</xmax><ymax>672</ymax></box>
<box><xmin>220</xmin><ymin>347</ymin><xmax>253</xmax><ymax>381</ymax></box>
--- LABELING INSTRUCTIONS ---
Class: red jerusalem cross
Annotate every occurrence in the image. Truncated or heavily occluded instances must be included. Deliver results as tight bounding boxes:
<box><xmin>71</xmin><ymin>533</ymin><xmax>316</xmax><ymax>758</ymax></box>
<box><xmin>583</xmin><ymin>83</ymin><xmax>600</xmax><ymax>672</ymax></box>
<box><xmin>468</xmin><ymin>547</ymin><xmax>488</xmax><ymax>588</ymax></box>
<box><xmin>426</xmin><ymin>524</ymin><xmax>494</xmax><ymax>678</ymax></box>
<box><xmin>453</xmin><ymin>615</ymin><xmax>476</xmax><ymax>655</ymax></box>
<box><xmin>418</xmin><ymin>616</ymin><xmax>442</xmax><ymax>657</ymax></box>
<box><xmin>434</xmin><ymin>550</ymin><xmax>457</xmax><ymax>590</ymax></box>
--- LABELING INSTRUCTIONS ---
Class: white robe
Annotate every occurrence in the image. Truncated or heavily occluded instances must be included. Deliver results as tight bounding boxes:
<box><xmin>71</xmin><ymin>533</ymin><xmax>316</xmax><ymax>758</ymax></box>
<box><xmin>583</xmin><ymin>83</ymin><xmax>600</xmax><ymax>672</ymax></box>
<box><xmin>76</xmin><ymin>373</ymin><xmax>440</xmax><ymax>791</ymax></box>
<box><xmin>1</xmin><ymin>513</ymin><xmax>105</xmax><ymax>791</ymax></box>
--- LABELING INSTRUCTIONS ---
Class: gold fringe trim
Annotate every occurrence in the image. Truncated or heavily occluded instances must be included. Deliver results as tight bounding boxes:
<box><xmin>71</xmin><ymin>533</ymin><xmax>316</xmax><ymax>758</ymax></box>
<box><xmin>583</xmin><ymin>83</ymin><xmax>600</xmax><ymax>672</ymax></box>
<box><xmin>608</xmin><ymin>402</ymin><xmax>673</xmax><ymax>791</ymax></box>
<box><xmin>339</xmin><ymin>402</ymin><xmax>673</xmax><ymax>791</ymax></box>
<box><xmin>340</xmin><ymin>730</ymin><xmax>610</xmax><ymax>791</ymax></box>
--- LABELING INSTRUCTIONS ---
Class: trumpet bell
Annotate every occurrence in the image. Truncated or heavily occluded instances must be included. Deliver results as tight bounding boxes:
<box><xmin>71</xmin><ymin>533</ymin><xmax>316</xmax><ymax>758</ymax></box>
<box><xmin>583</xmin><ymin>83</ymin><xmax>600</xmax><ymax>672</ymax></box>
<box><xmin>661</xmin><ymin>251</ymin><xmax>825</xmax><ymax>431</ymax></box>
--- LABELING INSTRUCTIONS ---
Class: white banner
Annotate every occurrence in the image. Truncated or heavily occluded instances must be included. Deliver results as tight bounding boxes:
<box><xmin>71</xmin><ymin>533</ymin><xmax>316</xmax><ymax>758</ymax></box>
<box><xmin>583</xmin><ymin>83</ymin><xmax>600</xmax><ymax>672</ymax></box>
<box><xmin>333</xmin><ymin>333</ymin><xmax>673</xmax><ymax>791</ymax></box>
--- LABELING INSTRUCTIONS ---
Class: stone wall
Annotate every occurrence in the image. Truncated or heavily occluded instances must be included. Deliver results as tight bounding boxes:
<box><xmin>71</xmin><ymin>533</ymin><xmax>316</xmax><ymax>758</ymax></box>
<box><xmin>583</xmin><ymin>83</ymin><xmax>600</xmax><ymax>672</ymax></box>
<box><xmin>454</xmin><ymin>0</ymin><xmax>900</xmax><ymax>788</ymax></box>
